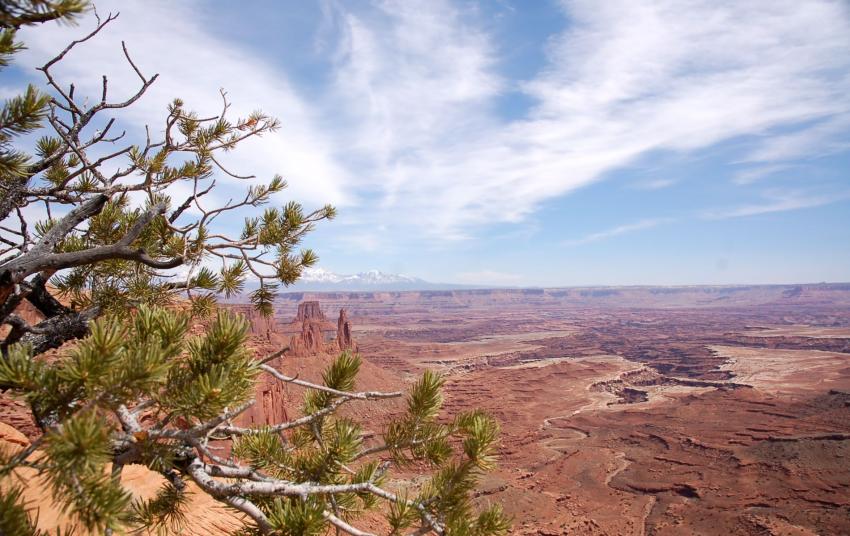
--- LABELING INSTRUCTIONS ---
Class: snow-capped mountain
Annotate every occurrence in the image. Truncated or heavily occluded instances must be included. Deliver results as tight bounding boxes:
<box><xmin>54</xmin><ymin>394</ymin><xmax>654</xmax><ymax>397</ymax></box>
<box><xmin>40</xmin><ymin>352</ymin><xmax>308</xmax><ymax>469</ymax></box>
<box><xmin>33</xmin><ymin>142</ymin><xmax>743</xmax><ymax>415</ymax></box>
<box><xmin>289</xmin><ymin>268</ymin><xmax>431</xmax><ymax>291</ymax></box>
<box><xmin>241</xmin><ymin>267</ymin><xmax>488</xmax><ymax>292</ymax></box>
<box><xmin>221</xmin><ymin>268</ymin><xmax>483</xmax><ymax>296</ymax></box>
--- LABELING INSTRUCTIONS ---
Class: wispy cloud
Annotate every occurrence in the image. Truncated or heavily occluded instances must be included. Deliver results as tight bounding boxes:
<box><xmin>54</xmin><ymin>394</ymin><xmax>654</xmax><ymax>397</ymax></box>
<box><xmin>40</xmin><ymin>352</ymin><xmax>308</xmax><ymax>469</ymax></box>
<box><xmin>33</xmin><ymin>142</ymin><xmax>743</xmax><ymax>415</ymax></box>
<box><xmin>562</xmin><ymin>218</ymin><xmax>673</xmax><ymax>246</ymax></box>
<box><xmin>14</xmin><ymin>0</ymin><xmax>850</xmax><ymax>243</ymax></box>
<box><xmin>732</xmin><ymin>165</ymin><xmax>790</xmax><ymax>185</ymax></box>
<box><xmin>633</xmin><ymin>178</ymin><xmax>678</xmax><ymax>190</ymax></box>
<box><xmin>17</xmin><ymin>1</ymin><xmax>352</xmax><ymax>209</ymax></box>
<box><xmin>744</xmin><ymin>114</ymin><xmax>850</xmax><ymax>163</ymax></box>
<box><xmin>324</xmin><ymin>0</ymin><xmax>850</xmax><ymax>236</ymax></box>
<box><xmin>702</xmin><ymin>190</ymin><xmax>850</xmax><ymax>219</ymax></box>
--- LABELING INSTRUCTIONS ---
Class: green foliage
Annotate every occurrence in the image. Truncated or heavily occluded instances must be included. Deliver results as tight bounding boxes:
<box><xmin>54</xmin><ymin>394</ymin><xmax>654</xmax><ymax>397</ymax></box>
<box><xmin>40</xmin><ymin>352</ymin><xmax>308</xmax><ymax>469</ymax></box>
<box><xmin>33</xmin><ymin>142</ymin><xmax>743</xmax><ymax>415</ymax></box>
<box><xmin>0</xmin><ymin>305</ymin><xmax>510</xmax><ymax>534</ymax></box>
<box><xmin>0</xmin><ymin>4</ymin><xmax>335</xmax><ymax>320</ymax></box>
<box><xmin>0</xmin><ymin>0</ymin><xmax>88</xmax><ymax>29</ymax></box>
<box><xmin>160</xmin><ymin>308</ymin><xmax>258</xmax><ymax>421</ymax></box>
<box><xmin>0</xmin><ymin>82</ymin><xmax>49</xmax><ymax>178</ymax></box>
<box><xmin>250</xmin><ymin>283</ymin><xmax>278</xmax><ymax>318</ymax></box>
<box><xmin>303</xmin><ymin>351</ymin><xmax>360</xmax><ymax>414</ymax></box>
<box><xmin>128</xmin><ymin>481</ymin><xmax>190</xmax><ymax>535</ymax></box>
<box><xmin>0</xmin><ymin>6</ymin><xmax>507</xmax><ymax>533</ymax></box>
<box><xmin>266</xmin><ymin>497</ymin><xmax>326</xmax><ymax>535</ymax></box>
<box><xmin>0</xmin><ymin>485</ymin><xmax>79</xmax><ymax>536</ymax></box>
<box><xmin>0</xmin><ymin>486</ymin><xmax>45</xmax><ymax>536</ymax></box>
<box><xmin>0</xmin><ymin>306</ymin><xmax>252</xmax><ymax>531</ymax></box>
<box><xmin>230</xmin><ymin>352</ymin><xmax>511</xmax><ymax>534</ymax></box>
<box><xmin>387</xmin><ymin>492</ymin><xmax>421</xmax><ymax>534</ymax></box>
<box><xmin>43</xmin><ymin>411</ymin><xmax>132</xmax><ymax>532</ymax></box>
<box><xmin>1</xmin><ymin>0</ymin><xmax>86</xmax><ymax>182</ymax></box>
<box><xmin>232</xmin><ymin>428</ymin><xmax>292</xmax><ymax>475</ymax></box>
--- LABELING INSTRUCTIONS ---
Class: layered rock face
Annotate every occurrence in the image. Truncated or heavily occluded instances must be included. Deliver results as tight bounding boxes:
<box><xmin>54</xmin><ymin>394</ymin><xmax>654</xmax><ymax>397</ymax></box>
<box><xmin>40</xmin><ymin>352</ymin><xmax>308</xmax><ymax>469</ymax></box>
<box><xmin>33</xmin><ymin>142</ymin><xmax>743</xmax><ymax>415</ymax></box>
<box><xmin>237</xmin><ymin>302</ymin><xmax>359</xmax><ymax>430</ymax></box>
<box><xmin>227</xmin><ymin>304</ymin><xmax>277</xmax><ymax>336</ymax></box>
<box><xmin>238</xmin><ymin>351</ymin><xmax>288</xmax><ymax>427</ymax></box>
<box><xmin>289</xmin><ymin>318</ymin><xmax>327</xmax><ymax>355</ymax></box>
<box><xmin>283</xmin><ymin>302</ymin><xmax>357</xmax><ymax>357</ymax></box>
<box><xmin>295</xmin><ymin>301</ymin><xmax>325</xmax><ymax>322</ymax></box>
<box><xmin>337</xmin><ymin>308</ymin><xmax>356</xmax><ymax>351</ymax></box>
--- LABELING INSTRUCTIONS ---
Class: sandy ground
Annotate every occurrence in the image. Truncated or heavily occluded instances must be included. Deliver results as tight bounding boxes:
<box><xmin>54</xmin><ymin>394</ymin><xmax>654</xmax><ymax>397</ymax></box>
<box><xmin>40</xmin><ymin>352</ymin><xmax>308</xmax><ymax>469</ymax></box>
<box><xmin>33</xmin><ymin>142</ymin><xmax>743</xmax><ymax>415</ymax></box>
<box><xmin>3</xmin><ymin>290</ymin><xmax>850</xmax><ymax>535</ymax></box>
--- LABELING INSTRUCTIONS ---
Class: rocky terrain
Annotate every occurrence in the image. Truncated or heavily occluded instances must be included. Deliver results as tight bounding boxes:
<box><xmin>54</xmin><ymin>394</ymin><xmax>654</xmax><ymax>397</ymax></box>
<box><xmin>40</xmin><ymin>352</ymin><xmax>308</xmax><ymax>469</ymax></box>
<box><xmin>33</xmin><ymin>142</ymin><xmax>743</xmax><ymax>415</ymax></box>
<box><xmin>2</xmin><ymin>284</ymin><xmax>849</xmax><ymax>534</ymax></box>
<box><xmin>317</xmin><ymin>285</ymin><xmax>850</xmax><ymax>535</ymax></box>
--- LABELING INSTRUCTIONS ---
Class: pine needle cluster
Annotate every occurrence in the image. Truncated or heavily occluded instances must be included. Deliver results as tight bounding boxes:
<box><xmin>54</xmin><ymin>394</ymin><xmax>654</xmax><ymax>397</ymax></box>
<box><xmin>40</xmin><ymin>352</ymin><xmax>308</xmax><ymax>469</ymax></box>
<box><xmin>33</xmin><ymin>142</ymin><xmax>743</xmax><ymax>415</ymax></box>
<box><xmin>0</xmin><ymin>306</ymin><xmax>510</xmax><ymax>535</ymax></box>
<box><xmin>0</xmin><ymin>4</ymin><xmax>509</xmax><ymax>534</ymax></box>
<box><xmin>0</xmin><ymin>0</ymin><xmax>335</xmax><ymax>359</ymax></box>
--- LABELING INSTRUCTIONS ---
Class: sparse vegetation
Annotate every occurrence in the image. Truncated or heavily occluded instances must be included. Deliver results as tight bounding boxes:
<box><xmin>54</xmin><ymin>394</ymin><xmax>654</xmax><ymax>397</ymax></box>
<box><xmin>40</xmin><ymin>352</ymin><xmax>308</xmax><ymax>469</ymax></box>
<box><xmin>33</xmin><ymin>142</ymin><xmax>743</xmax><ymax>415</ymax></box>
<box><xmin>1</xmin><ymin>306</ymin><xmax>509</xmax><ymax>535</ymax></box>
<box><xmin>0</xmin><ymin>0</ymin><xmax>334</xmax><ymax>358</ymax></box>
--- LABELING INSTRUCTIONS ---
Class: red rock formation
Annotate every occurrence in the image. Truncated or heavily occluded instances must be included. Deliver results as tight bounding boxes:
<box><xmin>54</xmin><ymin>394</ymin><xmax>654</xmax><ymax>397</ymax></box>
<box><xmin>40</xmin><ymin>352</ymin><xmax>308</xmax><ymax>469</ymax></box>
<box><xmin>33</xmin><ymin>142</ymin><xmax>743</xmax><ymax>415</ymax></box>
<box><xmin>286</xmin><ymin>304</ymin><xmax>357</xmax><ymax>356</ymax></box>
<box><xmin>336</xmin><ymin>308</ymin><xmax>356</xmax><ymax>352</ymax></box>
<box><xmin>295</xmin><ymin>301</ymin><xmax>325</xmax><ymax>322</ymax></box>
<box><xmin>282</xmin><ymin>301</ymin><xmax>340</xmax><ymax>357</ymax></box>
<box><xmin>226</xmin><ymin>304</ymin><xmax>277</xmax><ymax>336</ymax></box>
<box><xmin>237</xmin><ymin>352</ymin><xmax>288</xmax><ymax>428</ymax></box>
<box><xmin>288</xmin><ymin>319</ymin><xmax>326</xmax><ymax>356</ymax></box>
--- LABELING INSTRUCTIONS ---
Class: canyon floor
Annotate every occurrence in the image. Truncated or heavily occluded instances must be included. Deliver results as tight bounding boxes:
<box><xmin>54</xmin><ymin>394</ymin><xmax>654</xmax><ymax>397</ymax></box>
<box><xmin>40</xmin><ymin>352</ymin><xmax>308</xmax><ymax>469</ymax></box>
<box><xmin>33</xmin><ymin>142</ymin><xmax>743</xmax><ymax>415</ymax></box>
<box><xmin>274</xmin><ymin>285</ymin><xmax>850</xmax><ymax>535</ymax></box>
<box><xmin>3</xmin><ymin>284</ymin><xmax>850</xmax><ymax>535</ymax></box>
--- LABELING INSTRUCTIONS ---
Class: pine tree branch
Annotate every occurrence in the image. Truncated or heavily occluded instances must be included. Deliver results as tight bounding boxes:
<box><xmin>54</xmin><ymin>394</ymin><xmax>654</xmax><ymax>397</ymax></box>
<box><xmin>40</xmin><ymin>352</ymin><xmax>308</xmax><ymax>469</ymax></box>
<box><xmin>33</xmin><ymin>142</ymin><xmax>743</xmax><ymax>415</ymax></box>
<box><xmin>216</xmin><ymin>396</ymin><xmax>348</xmax><ymax>437</ymax></box>
<box><xmin>323</xmin><ymin>511</ymin><xmax>377</xmax><ymax>536</ymax></box>
<box><xmin>23</xmin><ymin>272</ymin><xmax>68</xmax><ymax>318</ymax></box>
<box><xmin>186</xmin><ymin>459</ymin><xmax>445</xmax><ymax>534</ymax></box>
<box><xmin>224</xmin><ymin>496</ymin><xmax>273</xmax><ymax>534</ymax></box>
<box><xmin>259</xmin><ymin>364</ymin><xmax>403</xmax><ymax>400</ymax></box>
<box><xmin>29</xmin><ymin>194</ymin><xmax>109</xmax><ymax>256</ymax></box>
<box><xmin>352</xmin><ymin>438</ymin><xmax>425</xmax><ymax>461</ymax></box>
<box><xmin>151</xmin><ymin>399</ymin><xmax>256</xmax><ymax>440</ymax></box>
<box><xmin>17</xmin><ymin>305</ymin><xmax>99</xmax><ymax>355</ymax></box>
<box><xmin>258</xmin><ymin>346</ymin><xmax>289</xmax><ymax>365</ymax></box>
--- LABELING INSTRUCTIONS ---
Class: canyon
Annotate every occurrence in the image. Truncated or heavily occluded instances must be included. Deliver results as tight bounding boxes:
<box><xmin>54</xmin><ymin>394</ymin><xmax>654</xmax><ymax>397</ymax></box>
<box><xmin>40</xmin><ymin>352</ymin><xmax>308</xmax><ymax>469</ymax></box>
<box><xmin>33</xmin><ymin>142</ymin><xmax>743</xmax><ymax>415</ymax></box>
<box><xmin>2</xmin><ymin>283</ymin><xmax>849</xmax><ymax>534</ymax></box>
<box><xmin>266</xmin><ymin>284</ymin><xmax>850</xmax><ymax>535</ymax></box>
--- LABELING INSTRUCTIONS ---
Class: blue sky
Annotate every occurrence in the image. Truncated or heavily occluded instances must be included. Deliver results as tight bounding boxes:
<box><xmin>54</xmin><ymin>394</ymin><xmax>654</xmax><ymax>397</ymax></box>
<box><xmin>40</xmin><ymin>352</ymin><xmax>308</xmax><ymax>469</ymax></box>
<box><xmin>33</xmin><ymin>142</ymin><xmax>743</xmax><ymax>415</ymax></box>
<box><xmin>9</xmin><ymin>0</ymin><xmax>850</xmax><ymax>286</ymax></box>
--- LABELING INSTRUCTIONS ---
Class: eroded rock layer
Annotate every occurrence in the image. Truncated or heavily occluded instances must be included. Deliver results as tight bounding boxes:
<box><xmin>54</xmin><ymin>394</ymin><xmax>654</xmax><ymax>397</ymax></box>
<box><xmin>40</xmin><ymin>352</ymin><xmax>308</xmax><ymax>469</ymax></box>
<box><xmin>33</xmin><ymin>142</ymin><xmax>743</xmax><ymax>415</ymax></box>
<box><xmin>295</xmin><ymin>300</ymin><xmax>325</xmax><ymax>322</ymax></box>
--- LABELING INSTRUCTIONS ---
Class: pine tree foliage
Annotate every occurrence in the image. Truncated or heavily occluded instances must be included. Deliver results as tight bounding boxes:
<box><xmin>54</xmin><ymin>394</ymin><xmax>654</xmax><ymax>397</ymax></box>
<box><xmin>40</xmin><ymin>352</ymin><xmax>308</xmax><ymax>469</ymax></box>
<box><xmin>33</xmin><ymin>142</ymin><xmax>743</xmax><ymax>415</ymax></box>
<box><xmin>0</xmin><ymin>1</ymin><xmax>87</xmax><ymax>29</ymax></box>
<box><xmin>0</xmin><ymin>1</ymin><xmax>86</xmax><ymax>187</ymax></box>
<box><xmin>0</xmin><ymin>3</ymin><xmax>509</xmax><ymax>534</ymax></box>
<box><xmin>0</xmin><ymin>306</ymin><xmax>511</xmax><ymax>535</ymax></box>
<box><xmin>0</xmin><ymin>2</ymin><xmax>335</xmax><ymax>358</ymax></box>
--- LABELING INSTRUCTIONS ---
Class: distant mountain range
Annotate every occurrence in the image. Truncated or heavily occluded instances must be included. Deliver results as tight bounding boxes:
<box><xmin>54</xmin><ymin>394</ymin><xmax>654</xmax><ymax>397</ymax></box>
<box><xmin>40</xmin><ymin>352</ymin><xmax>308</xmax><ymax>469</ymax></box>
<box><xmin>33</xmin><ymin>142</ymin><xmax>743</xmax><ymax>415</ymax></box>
<box><xmin>282</xmin><ymin>268</ymin><xmax>471</xmax><ymax>292</ymax></box>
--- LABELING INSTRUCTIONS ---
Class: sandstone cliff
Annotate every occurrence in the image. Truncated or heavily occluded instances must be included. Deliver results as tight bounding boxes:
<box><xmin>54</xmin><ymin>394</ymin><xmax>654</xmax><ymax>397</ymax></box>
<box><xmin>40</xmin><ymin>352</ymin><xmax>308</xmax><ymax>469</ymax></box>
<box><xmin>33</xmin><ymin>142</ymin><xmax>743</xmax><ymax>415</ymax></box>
<box><xmin>288</xmin><ymin>318</ymin><xmax>327</xmax><ymax>356</ymax></box>
<box><xmin>284</xmin><ymin>302</ymin><xmax>357</xmax><ymax>357</ymax></box>
<box><xmin>227</xmin><ymin>304</ymin><xmax>276</xmax><ymax>336</ymax></box>
<box><xmin>337</xmin><ymin>308</ymin><xmax>356</xmax><ymax>351</ymax></box>
<box><xmin>295</xmin><ymin>300</ymin><xmax>325</xmax><ymax>322</ymax></box>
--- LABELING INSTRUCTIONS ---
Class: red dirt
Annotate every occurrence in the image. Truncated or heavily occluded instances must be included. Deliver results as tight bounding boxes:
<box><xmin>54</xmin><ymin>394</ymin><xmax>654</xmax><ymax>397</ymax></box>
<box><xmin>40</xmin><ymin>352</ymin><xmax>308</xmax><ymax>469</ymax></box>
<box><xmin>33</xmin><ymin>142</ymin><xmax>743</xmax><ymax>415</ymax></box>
<box><xmin>290</xmin><ymin>285</ymin><xmax>850</xmax><ymax>535</ymax></box>
<box><xmin>3</xmin><ymin>284</ymin><xmax>850</xmax><ymax>534</ymax></box>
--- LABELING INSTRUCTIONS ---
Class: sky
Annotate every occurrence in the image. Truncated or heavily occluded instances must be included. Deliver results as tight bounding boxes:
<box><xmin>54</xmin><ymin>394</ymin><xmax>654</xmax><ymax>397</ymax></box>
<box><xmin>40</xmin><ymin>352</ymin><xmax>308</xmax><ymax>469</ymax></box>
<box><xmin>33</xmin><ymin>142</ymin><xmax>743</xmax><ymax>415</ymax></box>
<box><xmin>8</xmin><ymin>0</ymin><xmax>850</xmax><ymax>287</ymax></box>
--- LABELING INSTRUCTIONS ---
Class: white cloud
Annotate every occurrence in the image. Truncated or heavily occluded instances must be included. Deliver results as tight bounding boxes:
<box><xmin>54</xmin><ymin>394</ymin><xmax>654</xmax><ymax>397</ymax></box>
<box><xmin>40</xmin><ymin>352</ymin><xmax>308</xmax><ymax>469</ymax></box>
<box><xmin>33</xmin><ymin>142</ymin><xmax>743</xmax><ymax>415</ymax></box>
<box><xmin>16</xmin><ymin>0</ymin><xmax>351</xmax><ymax>209</ymax></box>
<box><xmin>322</xmin><ymin>0</ymin><xmax>850</xmax><ymax>237</ymax></box>
<box><xmin>562</xmin><ymin>217</ymin><xmax>673</xmax><ymax>246</ymax></box>
<box><xmin>702</xmin><ymin>189</ymin><xmax>850</xmax><ymax>219</ymax></box>
<box><xmin>15</xmin><ymin>0</ymin><xmax>850</xmax><ymax>242</ymax></box>
<box><xmin>732</xmin><ymin>165</ymin><xmax>790</xmax><ymax>185</ymax></box>
<box><xmin>633</xmin><ymin>178</ymin><xmax>678</xmax><ymax>190</ymax></box>
<box><xmin>743</xmin><ymin>113</ymin><xmax>850</xmax><ymax>163</ymax></box>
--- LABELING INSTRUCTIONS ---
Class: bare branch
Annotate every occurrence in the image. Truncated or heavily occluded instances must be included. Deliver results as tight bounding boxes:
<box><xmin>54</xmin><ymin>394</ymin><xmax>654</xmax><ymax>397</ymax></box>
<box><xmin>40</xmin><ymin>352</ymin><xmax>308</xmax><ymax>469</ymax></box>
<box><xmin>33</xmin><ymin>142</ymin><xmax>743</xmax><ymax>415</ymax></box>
<box><xmin>121</xmin><ymin>41</ymin><xmax>148</xmax><ymax>84</ymax></box>
<box><xmin>260</xmin><ymin>363</ymin><xmax>403</xmax><ymax>400</ymax></box>
<box><xmin>216</xmin><ymin>397</ymin><xmax>348</xmax><ymax>437</ymax></box>
<box><xmin>323</xmin><ymin>511</ymin><xmax>377</xmax><ymax>536</ymax></box>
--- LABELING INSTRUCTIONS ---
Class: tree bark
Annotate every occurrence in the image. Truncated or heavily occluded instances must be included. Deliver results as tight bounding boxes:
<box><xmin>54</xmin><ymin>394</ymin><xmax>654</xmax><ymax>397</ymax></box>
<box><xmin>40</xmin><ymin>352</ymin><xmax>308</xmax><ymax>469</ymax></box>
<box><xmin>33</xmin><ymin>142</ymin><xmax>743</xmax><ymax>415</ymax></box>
<box><xmin>24</xmin><ymin>273</ymin><xmax>68</xmax><ymax>318</ymax></box>
<box><xmin>18</xmin><ymin>306</ymin><xmax>99</xmax><ymax>355</ymax></box>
